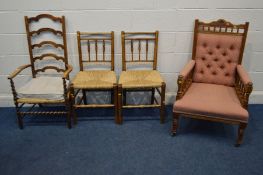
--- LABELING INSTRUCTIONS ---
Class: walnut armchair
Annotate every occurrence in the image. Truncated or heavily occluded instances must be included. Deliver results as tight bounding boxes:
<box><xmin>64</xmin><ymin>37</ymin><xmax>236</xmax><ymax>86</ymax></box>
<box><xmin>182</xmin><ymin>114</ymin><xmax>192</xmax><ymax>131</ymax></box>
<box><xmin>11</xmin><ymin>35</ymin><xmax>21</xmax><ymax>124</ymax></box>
<box><xmin>172</xmin><ymin>19</ymin><xmax>253</xmax><ymax>146</ymax></box>
<box><xmin>8</xmin><ymin>14</ymin><xmax>72</xmax><ymax>129</ymax></box>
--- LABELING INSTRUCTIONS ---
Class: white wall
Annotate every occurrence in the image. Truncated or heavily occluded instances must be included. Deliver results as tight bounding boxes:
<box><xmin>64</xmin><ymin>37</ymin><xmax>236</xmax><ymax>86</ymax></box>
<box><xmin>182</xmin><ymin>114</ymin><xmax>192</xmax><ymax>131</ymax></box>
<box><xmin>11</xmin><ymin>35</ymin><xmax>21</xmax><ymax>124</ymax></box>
<box><xmin>1</xmin><ymin>0</ymin><xmax>263</xmax><ymax>106</ymax></box>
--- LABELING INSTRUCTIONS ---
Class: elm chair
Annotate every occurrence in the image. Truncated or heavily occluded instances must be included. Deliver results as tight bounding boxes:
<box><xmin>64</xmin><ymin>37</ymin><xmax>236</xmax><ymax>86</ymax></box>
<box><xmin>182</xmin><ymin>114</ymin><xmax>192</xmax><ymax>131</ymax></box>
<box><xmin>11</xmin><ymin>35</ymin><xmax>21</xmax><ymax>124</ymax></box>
<box><xmin>70</xmin><ymin>31</ymin><xmax>117</xmax><ymax>124</ymax></box>
<box><xmin>118</xmin><ymin>31</ymin><xmax>166</xmax><ymax>124</ymax></box>
<box><xmin>8</xmin><ymin>14</ymin><xmax>72</xmax><ymax>129</ymax></box>
<box><xmin>172</xmin><ymin>19</ymin><xmax>253</xmax><ymax>146</ymax></box>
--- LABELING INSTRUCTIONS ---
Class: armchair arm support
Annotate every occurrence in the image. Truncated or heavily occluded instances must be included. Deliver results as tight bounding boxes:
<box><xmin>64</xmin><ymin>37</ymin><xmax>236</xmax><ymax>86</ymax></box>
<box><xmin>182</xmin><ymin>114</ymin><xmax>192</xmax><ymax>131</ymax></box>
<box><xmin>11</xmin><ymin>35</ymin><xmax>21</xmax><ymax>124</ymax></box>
<box><xmin>235</xmin><ymin>65</ymin><xmax>253</xmax><ymax>109</ymax></box>
<box><xmin>62</xmin><ymin>64</ymin><xmax>73</xmax><ymax>79</ymax></box>
<box><xmin>176</xmin><ymin>60</ymin><xmax>196</xmax><ymax>100</ymax></box>
<box><xmin>8</xmin><ymin>64</ymin><xmax>32</xmax><ymax>79</ymax></box>
<box><xmin>237</xmin><ymin>65</ymin><xmax>252</xmax><ymax>85</ymax></box>
<box><xmin>180</xmin><ymin>60</ymin><xmax>195</xmax><ymax>78</ymax></box>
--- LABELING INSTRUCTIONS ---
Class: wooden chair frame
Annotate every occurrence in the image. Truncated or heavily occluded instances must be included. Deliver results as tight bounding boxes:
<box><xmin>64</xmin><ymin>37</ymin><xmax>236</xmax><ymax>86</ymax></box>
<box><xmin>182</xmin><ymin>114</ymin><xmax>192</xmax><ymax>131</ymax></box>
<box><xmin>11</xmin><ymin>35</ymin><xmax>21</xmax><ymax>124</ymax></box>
<box><xmin>70</xmin><ymin>31</ymin><xmax>118</xmax><ymax>124</ymax></box>
<box><xmin>8</xmin><ymin>14</ymin><xmax>72</xmax><ymax>129</ymax></box>
<box><xmin>172</xmin><ymin>19</ymin><xmax>253</xmax><ymax>146</ymax></box>
<box><xmin>118</xmin><ymin>31</ymin><xmax>166</xmax><ymax>124</ymax></box>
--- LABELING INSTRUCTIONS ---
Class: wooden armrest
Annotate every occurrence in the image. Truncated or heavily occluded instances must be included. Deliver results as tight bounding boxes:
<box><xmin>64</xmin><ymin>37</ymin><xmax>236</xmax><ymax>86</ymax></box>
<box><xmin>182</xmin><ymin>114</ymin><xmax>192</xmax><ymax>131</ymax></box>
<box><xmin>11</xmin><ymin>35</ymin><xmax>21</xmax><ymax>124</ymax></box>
<box><xmin>8</xmin><ymin>64</ymin><xmax>31</xmax><ymax>79</ymax></box>
<box><xmin>237</xmin><ymin>65</ymin><xmax>252</xmax><ymax>85</ymax></box>
<box><xmin>176</xmin><ymin>60</ymin><xmax>195</xmax><ymax>100</ymax></box>
<box><xmin>62</xmin><ymin>64</ymin><xmax>73</xmax><ymax>79</ymax></box>
<box><xmin>179</xmin><ymin>60</ymin><xmax>195</xmax><ymax>79</ymax></box>
<box><xmin>235</xmin><ymin>65</ymin><xmax>253</xmax><ymax>109</ymax></box>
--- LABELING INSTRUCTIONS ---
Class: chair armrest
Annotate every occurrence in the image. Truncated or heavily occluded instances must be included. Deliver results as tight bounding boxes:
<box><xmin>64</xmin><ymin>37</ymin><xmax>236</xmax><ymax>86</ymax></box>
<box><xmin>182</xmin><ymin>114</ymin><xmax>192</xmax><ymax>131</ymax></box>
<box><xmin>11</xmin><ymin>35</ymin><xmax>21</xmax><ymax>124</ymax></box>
<box><xmin>180</xmin><ymin>60</ymin><xmax>195</xmax><ymax>78</ymax></box>
<box><xmin>235</xmin><ymin>65</ymin><xmax>253</xmax><ymax>109</ymax></box>
<box><xmin>176</xmin><ymin>60</ymin><xmax>196</xmax><ymax>100</ymax></box>
<box><xmin>8</xmin><ymin>64</ymin><xmax>31</xmax><ymax>79</ymax></box>
<box><xmin>237</xmin><ymin>65</ymin><xmax>252</xmax><ymax>85</ymax></box>
<box><xmin>62</xmin><ymin>64</ymin><xmax>73</xmax><ymax>79</ymax></box>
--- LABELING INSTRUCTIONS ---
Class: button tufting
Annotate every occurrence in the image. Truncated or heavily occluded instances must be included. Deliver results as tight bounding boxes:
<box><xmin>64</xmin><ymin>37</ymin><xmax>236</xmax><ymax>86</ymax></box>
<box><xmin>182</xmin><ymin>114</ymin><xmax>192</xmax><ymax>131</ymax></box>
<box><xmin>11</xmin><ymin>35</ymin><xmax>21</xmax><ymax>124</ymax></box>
<box><xmin>214</xmin><ymin>58</ymin><xmax>218</xmax><ymax>62</ymax></box>
<box><xmin>228</xmin><ymin>60</ymin><xmax>231</xmax><ymax>63</ymax></box>
<box><xmin>201</xmin><ymin>57</ymin><xmax>206</xmax><ymax>61</ymax></box>
<box><xmin>212</xmin><ymin>71</ymin><xmax>217</xmax><ymax>75</ymax></box>
<box><xmin>230</xmin><ymin>45</ymin><xmax>234</xmax><ymax>50</ymax></box>
<box><xmin>203</xmin><ymin>43</ymin><xmax>207</xmax><ymax>47</ymax></box>
<box><xmin>222</xmin><ymin>52</ymin><xmax>227</xmax><ymax>56</ymax></box>
<box><xmin>220</xmin><ymin>65</ymin><xmax>225</xmax><ymax>69</ymax></box>
<box><xmin>200</xmin><ymin>70</ymin><xmax>204</xmax><ymax>74</ymax></box>
<box><xmin>207</xmin><ymin>64</ymin><xmax>211</xmax><ymax>68</ymax></box>
<box><xmin>225</xmin><ymin>73</ymin><xmax>229</xmax><ymax>76</ymax></box>
<box><xmin>208</xmin><ymin>51</ymin><xmax>213</xmax><ymax>55</ymax></box>
<box><xmin>216</xmin><ymin>45</ymin><xmax>220</xmax><ymax>49</ymax></box>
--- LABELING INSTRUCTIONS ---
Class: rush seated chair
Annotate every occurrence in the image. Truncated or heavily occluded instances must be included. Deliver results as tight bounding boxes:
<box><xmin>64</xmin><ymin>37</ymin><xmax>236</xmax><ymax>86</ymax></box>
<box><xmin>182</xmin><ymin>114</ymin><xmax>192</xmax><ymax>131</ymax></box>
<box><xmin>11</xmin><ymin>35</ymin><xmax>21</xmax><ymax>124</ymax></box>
<box><xmin>8</xmin><ymin>14</ymin><xmax>72</xmax><ymax>129</ymax></box>
<box><xmin>118</xmin><ymin>31</ymin><xmax>166</xmax><ymax>124</ymax></box>
<box><xmin>70</xmin><ymin>31</ymin><xmax>117</xmax><ymax>124</ymax></box>
<box><xmin>172</xmin><ymin>19</ymin><xmax>253</xmax><ymax>146</ymax></box>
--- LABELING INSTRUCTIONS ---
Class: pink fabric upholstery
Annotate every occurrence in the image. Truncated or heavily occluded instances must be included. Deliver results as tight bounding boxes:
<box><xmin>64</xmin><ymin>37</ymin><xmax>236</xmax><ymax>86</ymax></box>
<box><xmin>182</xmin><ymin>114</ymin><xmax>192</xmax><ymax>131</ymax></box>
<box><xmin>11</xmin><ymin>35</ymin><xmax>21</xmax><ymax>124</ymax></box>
<box><xmin>193</xmin><ymin>33</ymin><xmax>243</xmax><ymax>86</ymax></box>
<box><xmin>173</xmin><ymin>83</ymin><xmax>248</xmax><ymax>121</ymax></box>
<box><xmin>180</xmin><ymin>60</ymin><xmax>195</xmax><ymax>78</ymax></box>
<box><xmin>237</xmin><ymin>65</ymin><xmax>252</xmax><ymax>85</ymax></box>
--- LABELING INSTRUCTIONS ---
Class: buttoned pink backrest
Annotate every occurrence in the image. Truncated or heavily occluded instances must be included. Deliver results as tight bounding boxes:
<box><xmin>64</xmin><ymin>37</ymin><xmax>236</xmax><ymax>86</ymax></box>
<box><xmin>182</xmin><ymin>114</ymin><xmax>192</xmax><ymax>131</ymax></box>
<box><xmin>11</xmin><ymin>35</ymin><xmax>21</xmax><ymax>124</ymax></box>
<box><xmin>193</xmin><ymin>33</ymin><xmax>243</xmax><ymax>86</ymax></box>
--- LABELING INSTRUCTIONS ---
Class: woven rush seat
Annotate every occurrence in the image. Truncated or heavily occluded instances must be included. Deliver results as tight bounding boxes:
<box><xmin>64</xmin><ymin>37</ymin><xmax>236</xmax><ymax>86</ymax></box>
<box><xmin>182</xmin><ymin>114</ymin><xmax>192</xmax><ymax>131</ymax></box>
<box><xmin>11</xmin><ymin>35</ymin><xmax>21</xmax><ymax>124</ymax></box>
<box><xmin>72</xmin><ymin>70</ymin><xmax>117</xmax><ymax>89</ymax></box>
<box><xmin>119</xmin><ymin>70</ymin><xmax>164</xmax><ymax>89</ymax></box>
<box><xmin>17</xmin><ymin>77</ymin><xmax>68</xmax><ymax>103</ymax></box>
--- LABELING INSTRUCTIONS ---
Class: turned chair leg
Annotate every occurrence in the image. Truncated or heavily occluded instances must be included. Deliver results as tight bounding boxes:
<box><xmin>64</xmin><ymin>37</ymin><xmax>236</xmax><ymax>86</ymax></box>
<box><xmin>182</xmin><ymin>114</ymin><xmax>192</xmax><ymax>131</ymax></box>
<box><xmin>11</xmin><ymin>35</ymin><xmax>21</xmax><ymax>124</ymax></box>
<box><xmin>66</xmin><ymin>110</ymin><xmax>72</xmax><ymax>129</ymax></box>
<box><xmin>82</xmin><ymin>90</ymin><xmax>87</xmax><ymax>105</ymax></box>
<box><xmin>17</xmin><ymin>112</ymin><xmax>24</xmax><ymax>129</ymax></box>
<box><xmin>171</xmin><ymin>113</ymin><xmax>179</xmax><ymax>136</ymax></box>
<box><xmin>70</xmin><ymin>87</ymin><xmax>78</xmax><ymax>125</ymax></box>
<box><xmin>65</xmin><ymin>94</ymin><xmax>72</xmax><ymax>129</ymax></box>
<box><xmin>151</xmin><ymin>88</ymin><xmax>155</xmax><ymax>104</ymax></box>
<box><xmin>160</xmin><ymin>82</ymin><xmax>166</xmax><ymax>124</ymax></box>
<box><xmin>113</xmin><ymin>84</ymin><xmax>119</xmax><ymax>124</ymax></box>
<box><xmin>123</xmin><ymin>89</ymin><xmax>127</xmax><ymax>105</ymax></box>
<box><xmin>117</xmin><ymin>84</ymin><xmax>123</xmax><ymax>124</ymax></box>
<box><xmin>236</xmin><ymin>123</ymin><xmax>247</xmax><ymax>147</ymax></box>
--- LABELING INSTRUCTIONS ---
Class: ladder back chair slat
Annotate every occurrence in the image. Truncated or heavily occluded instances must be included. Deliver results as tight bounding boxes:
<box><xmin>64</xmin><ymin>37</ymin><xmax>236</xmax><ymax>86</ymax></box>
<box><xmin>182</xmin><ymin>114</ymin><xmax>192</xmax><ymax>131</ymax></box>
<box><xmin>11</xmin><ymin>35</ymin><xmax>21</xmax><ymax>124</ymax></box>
<box><xmin>24</xmin><ymin>14</ymin><xmax>68</xmax><ymax>77</ymax></box>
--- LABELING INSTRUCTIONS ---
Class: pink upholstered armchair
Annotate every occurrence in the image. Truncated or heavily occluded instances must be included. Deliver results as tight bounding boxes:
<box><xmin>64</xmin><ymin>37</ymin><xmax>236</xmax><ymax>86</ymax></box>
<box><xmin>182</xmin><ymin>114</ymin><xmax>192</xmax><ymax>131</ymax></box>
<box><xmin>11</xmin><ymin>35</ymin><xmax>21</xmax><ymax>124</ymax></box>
<box><xmin>172</xmin><ymin>19</ymin><xmax>253</xmax><ymax>146</ymax></box>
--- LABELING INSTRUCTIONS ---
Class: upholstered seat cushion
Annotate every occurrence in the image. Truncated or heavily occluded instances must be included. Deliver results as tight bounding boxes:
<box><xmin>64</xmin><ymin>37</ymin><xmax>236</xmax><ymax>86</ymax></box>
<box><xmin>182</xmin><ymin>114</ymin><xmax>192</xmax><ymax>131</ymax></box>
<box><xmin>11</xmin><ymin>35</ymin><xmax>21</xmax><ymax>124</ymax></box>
<box><xmin>119</xmin><ymin>70</ymin><xmax>164</xmax><ymax>89</ymax></box>
<box><xmin>173</xmin><ymin>83</ymin><xmax>248</xmax><ymax>122</ymax></box>
<box><xmin>17</xmin><ymin>77</ymin><xmax>67</xmax><ymax>101</ymax></box>
<box><xmin>72</xmin><ymin>70</ymin><xmax>117</xmax><ymax>89</ymax></box>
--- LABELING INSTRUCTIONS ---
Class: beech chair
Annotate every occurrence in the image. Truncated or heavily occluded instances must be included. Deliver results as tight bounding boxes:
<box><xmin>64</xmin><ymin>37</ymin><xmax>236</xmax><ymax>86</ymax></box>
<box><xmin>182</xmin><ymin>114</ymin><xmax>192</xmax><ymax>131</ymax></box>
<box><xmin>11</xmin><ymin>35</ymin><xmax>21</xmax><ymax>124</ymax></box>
<box><xmin>70</xmin><ymin>31</ymin><xmax>117</xmax><ymax>124</ymax></box>
<box><xmin>118</xmin><ymin>31</ymin><xmax>166</xmax><ymax>124</ymax></box>
<box><xmin>8</xmin><ymin>14</ymin><xmax>72</xmax><ymax>129</ymax></box>
<box><xmin>172</xmin><ymin>19</ymin><xmax>253</xmax><ymax>146</ymax></box>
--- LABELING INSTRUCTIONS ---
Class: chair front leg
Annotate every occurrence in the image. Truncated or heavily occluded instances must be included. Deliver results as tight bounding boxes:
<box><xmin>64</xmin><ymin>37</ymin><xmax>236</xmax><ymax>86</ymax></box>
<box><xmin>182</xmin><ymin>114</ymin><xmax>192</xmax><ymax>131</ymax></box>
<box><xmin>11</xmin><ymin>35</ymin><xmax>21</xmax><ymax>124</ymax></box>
<box><xmin>16</xmin><ymin>107</ymin><xmax>24</xmax><ymax>129</ymax></box>
<box><xmin>82</xmin><ymin>90</ymin><xmax>87</xmax><ymax>105</ymax></box>
<box><xmin>171</xmin><ymin>112</ymin><xmax>179</xmax><ymax>136</ymax></box>
<box><xmin>236</xmin><ymin>122</ymin><xmax>247</xmax><ymax>147</ymax></box>
<box><xmin>70</xmin><ymin>87</ymin><xmax>77</xmax><ymax>125</ymax></box>
<box><xmin>9</xmin><ymin>78</ymin><xmax>24</xmax><ymax>129</ymax></box>
<box><xmin>113</xmin><ymin>84</ymin><xmax>119</xmax><ymax>124</ymax></box>
<box><xmin>160</xmin><ymin>82</ymin><xmax>166</xmax><ymax>123</ymax></box>
<box><xmin>151</xmin><ymin>88</ymin><xmax>155</xmax><ymax>104</ymax></box>
<box><xmin>117</xmin><ymin>84</ymin><xmax>123</xmax><ymax>124</ymax></box>
<box><xmin>65</xmin><ymin>90</ymin><xmax>72</xmax><ymax>129</ymax></box>
<box><xmin>66</xmin><ymin>101</ymin><xmax>72</xmax><ymax>129</ymax></box>
<box><xmin>123</xmin><ymin>89</ymin><xmax>127</xmax><ymax>105</ymax></box>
